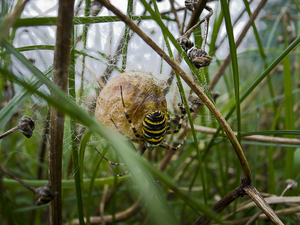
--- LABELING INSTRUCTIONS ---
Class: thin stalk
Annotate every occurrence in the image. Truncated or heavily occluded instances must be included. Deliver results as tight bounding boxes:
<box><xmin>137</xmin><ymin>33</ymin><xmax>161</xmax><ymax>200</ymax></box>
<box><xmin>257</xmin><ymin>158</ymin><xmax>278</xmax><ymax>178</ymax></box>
<box><xmin>220</xmin><ymin>0</ymin><xmax>241</xmax><ymax>143</ymax></box>
<box><xmin>243</xmin><ymin>0</ymin><xmax>277</xmax><ymax>114</ymax></box>
<box><xmin>86</xmin><ymin>144</ymin><xmax>110</xmax><ymax>225</ymax></box>
<box><xmin>152</xmin><ymin>0</ymin><xmax>207</xmax><ymax>205</ymax></box>
<box><xmin>208</xmin><ymin>3</ymin><xmax>222</xmax><ymax>55</ymax></box>
<box><xmin>69</xmin><ymin>27</ymin><xmax>85</xmax><ymax>225</ymax></box>
<box><xmin>293</xmin><ymin>0</ymin><xmax>300</xmax><ymax>11</ymax></box>
<box><xmin>220</xmin><ymin>1</ymin><xmax>242</xmax><ymax>202</ymax></box>
<box><xmin>252</xmin><ymin>85</ymin><xmax>260</xmax><ymax>188</ymax></box>
<box><xmin>268</xmin><ymin>102</ymin><xmax>285</xmax><ymax>194</ymax></box>
<box><xmin>185</xmin><ymin>0</ymin><xmax>209</xmax><ymax>31</ymax></box>
<box><xmin>283</xmin><ymin>14</ymin><xmax>295</xmax><ymax>179</ymax></box>
<box><xmin>48</xmin><ymin>0</ymin><xmax>75</xmax><ymax>224</ymax></box>
<box><xmin>78</xmin><ymin>0</ymin><xmax>91</xmax><ymax>106</ymax></box>
<box><xmin>121</xmin><ymin>0</ymin><xmax>133</xmax><ymax>70</ymax></box>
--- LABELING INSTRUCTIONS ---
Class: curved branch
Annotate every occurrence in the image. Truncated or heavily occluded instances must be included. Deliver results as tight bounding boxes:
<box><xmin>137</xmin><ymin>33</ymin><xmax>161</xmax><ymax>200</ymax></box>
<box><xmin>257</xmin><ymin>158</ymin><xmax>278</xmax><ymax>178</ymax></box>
<box><xmin>70</xmin><ymin>198</ymin><xmax>141</xmax><ymax>225</ymax></box>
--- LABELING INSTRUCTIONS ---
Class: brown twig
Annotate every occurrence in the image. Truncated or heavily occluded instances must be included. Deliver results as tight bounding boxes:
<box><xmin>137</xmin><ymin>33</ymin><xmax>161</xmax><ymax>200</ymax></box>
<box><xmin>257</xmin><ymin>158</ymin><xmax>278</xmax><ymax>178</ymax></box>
<box><xmin>209</xmin><ymin>0</ymin><xmax>267</xmax><ymax>89</ymax></box>
<box><xmin>194</xmin><ymin>179</ymin><xmax>286</xmax><ymax>225</ymax></box>
<box><xmin>169</xmin><ymin>0</ymin><xmax>183</xmax><ymax>33</ymax></box>
<box><xmin>0</xmin><ymin>165</ymin><xmax>57</xmax><ymax>206</ymax></box>
<box><xmin>188</xmin><ymin>124</ymin><xmax>300</xmax><ymax>145</ymax></box>
<box><xmin>245</xmin><ymin>210</ymin><xmax>262</xmax><ymax>225</ymax></box>
<box><xmin>220</xmin><ymin>206</ymin><xmax>300</xmax><ymax>224</ymax></box>
<box><xmin>180</xmin><ymin>5</ymin><xmax>213</xmax><ymax>39</ymax></box>
<box><xmin>99</xmin><ymin>184</ymin><xmax>109</xmax><ymax>225</ymax></box>
<box><xmin>0</xmin><ymin>116</ymin><xmax>35</xmax><ymax>139</ymax></box>
<box><xmin>0</xmin><ymin>165</ymin><xmax>36</xmax><ymax>193</ymax></box>
<box><xmin>193</xmin><ymin>185</ymin><xmax>245</xmax><ymax>225</ymax></box>
<box><xmin>185</xmin><ymin>0</ymin><xmax>209</xmax><ymax>32</ymax></box>
<box><xmin>226</xmin><ymin>196</ymin><xmax>300</xmax><ymax>216</ymax></box>
<box><xmin>70</xmin><ymin>197</ymin><xmax>141</xmax><ymax>225</ymax></box>
<box><xmin>48</xmin><ymin>0</ymin><xmax>75</xmax><ymax>224</ymax></box>
<box><xmin>243</xmin><ymin>185</ymin><xmax>284</xmax><ymax>225</ymax></box>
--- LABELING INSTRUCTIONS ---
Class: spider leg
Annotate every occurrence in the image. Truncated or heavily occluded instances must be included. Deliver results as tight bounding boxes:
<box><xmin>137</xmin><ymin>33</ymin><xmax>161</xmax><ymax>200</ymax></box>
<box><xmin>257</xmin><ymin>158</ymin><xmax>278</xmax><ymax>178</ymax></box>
<box><xmin>162</xmin><ymin>100</ymin><xmax>172</xmax><ymax>131</ymax></box>
<box><xmin>94</xmin><ymin>147</ymin><xmax>125</xmax><ymax>166</ymax></box>
<box><xmin>95</xmin><ymin>147</ymin><xmax>128</xmax><ymax>177</ymax></box>
<box><xmin>108</xmin><ymin>168</ymin><xmax>128</xmax><ymax>177</ymax></box>
<box><xmin>166</xmin><ymin>83</ymin><xmax>186</xmax><ymax>135</ymax></box>
<box><xmin>160</xmin><ymin>118</ymin><xmax>188</xmax><ymax>150</ymax></box>
<box><xmin>95</xmin><ymin>146</ymin><xmax>147</xmax><ymax>178</ymax></box>
<box><xmin>119</xmin><ymin>85</ymin><xmax>141</xmax><ymax>139</ymax></box>
<box><xmin>107</xmin><ymin>146</ymin><xmax>146</xmax><ymax>177</ymax></box>
<box><xmin>110</xmin><ymin>118</ymin><xmax>143</xmax><ymax>143</ymax></box>
<box><xmin>159</xmin><ymin>138</ymin><xmax>186</xmax><ymax>151</ymax></box>
<box><xmin>166</xmin><ymin>111</ymin><xmax>171</xmax><ymax>131</ymax></box>
<box><xmin>137</xmin><ymin>145</ymin><xmax>147</xmax><ymax>156</ymax></box>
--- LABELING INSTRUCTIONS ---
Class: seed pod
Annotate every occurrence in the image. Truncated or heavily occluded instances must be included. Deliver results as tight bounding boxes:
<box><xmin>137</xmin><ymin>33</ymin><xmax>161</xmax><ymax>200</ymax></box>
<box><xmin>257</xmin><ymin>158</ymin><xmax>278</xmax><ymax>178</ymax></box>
<box><xmin>95</xmin><ymin>71</ymin><xmax>167</xmax><ymax>140</ymax></box>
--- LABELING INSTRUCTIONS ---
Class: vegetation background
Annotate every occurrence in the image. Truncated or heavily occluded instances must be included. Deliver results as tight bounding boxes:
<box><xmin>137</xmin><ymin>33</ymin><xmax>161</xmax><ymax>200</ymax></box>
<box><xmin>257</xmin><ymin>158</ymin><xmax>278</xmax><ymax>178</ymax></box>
<box><xmin>0</xmin><ymin>0</ymin><xmax>300</xmax><ymax>224</ymax></box>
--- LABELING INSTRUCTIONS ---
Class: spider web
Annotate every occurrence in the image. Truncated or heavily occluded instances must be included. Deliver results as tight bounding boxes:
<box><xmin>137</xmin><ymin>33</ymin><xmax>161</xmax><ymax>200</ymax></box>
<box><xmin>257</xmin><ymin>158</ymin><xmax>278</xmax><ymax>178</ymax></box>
<box><xmin>1</xmin><ymin>0</ymin><xmax>217</xmax><ymax>188</ymax></box>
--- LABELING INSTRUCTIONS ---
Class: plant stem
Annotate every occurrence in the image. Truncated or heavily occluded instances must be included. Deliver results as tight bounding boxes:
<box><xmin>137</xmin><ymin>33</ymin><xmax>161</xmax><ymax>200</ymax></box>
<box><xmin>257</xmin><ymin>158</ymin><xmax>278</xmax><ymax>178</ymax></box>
<box><xmin>48</xmin><ymin>0</ymin><xmax>75</xmax><ymax>224</ymax></box>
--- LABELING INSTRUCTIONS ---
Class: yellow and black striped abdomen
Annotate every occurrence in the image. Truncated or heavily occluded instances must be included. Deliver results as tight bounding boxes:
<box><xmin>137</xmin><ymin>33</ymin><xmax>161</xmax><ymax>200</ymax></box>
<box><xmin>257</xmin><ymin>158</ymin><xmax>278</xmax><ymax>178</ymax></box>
<box><xmin>142</xmin><ymin>110</ymin><xmax>167</xmax><ymax>146</ymax></box>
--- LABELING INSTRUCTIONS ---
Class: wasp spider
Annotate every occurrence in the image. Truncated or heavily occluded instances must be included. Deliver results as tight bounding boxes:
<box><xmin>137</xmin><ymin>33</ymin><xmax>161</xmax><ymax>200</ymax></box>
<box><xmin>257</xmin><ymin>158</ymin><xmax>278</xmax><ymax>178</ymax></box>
<box><xmin>98</xmin><ymin>85</ymin><xmax>187</xmax><ymax>177</ymax></box>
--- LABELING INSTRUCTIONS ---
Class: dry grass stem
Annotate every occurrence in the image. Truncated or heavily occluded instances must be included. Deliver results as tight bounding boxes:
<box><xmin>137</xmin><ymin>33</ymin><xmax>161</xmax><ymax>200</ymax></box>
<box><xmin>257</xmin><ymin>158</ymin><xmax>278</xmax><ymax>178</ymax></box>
<box><xmin>220</xmin><ymin>206</ymin><xmax>300</xmax><ymax>225</ymax></box>
<box><xmin>0</xmin><ymin>166</ymin><xmax>57</xmax><ymax>206</ymax></box>
<box><xmin>0</xmin><ymin>165</ymin><xmax>36</xmax><ymax>193</ymax></box>
<box><xmin>227</xmin><ymin>196</ymin><xmax>300</xmax><ymax>215</ymax></box>
<box><xmin>185</xmin><ymin>0</ymin><xmax>209</xmax><ymax>31</ymax></box>
<box><xmin>189</xmin><ymin>124</ymin><xmax>300</xmax><ymax>145</ymax></box>
<box><xmin>243</xmin><ymin>185</ymin><xmax>284</xmax><ymax>224</ymax></box>
<box><xmin>0</xmin><ymin>116</ymin><xmax>35</xmax><ymax>139</ymax></box>
<box><xmin>180</xmin><ymin>5</ymin><xmax>213</xmax><ymax>39</ymax></box>
<box><xmin>193</xmin><ymin>186</ymin><xmax>245</xmax><ymax>225</ymax></box>
<box><xmin>169</xmin><ymin>0</ymin><xmax>183</xmax><ymax>33</ymax></box>
<box><xmin>70</xmin><ymin>198</ymin><xmax>141</xmax><ymax>225</ymax></box>
<box><xmin>245</xmin><ymin>210</ymin><xmax>262</xmax><ymax>225</ymax></box>
<box><xmin>99</xmin><ymin>184</ymin><xmax>109</xmax><ymax>225</ymax></box>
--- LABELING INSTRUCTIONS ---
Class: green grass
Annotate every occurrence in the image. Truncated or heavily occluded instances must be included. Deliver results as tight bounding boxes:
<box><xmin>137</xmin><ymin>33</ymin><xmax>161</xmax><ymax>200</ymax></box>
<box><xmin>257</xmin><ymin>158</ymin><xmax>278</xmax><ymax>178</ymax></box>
<box><xmin>0</xmin><ymin>1</ymin><xmax>300</xmax><ymax>224</ymax></box>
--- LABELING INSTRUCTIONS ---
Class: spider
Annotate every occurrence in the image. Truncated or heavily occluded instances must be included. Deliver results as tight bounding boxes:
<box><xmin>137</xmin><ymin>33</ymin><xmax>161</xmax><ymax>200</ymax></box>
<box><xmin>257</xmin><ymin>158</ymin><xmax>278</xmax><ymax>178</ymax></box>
<box><xmin>98</xmin><ymin>85</ymin><xmax>187</xmax><ymax>177</ymax></box>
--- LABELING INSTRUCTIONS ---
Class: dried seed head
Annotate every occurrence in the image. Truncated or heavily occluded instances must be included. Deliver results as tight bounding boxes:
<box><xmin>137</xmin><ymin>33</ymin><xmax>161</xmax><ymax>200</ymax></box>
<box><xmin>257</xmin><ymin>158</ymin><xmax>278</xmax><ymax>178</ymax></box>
<box><xmin>17</xmin><ymin>116</ymin><xmax>35</xmax><ymax>138</ymax></box>
<box><xmin>286</xmin><ymin>179</ymin><xmax>297</xmax><ymax>190</ymax></box>
<box><xmin>187</xmin><ymin>49</ymin><xmax>212</xmax><ymax>68</ymax></box>
<box><xmin>34</xmin><ymin>183</ymin><xmax>58</xmax><ymax>206</ymax></box>
<box><xmin>280</xmin><ymin>179</ymin><xmax>298</xmax><ymax>196</ymax></box>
